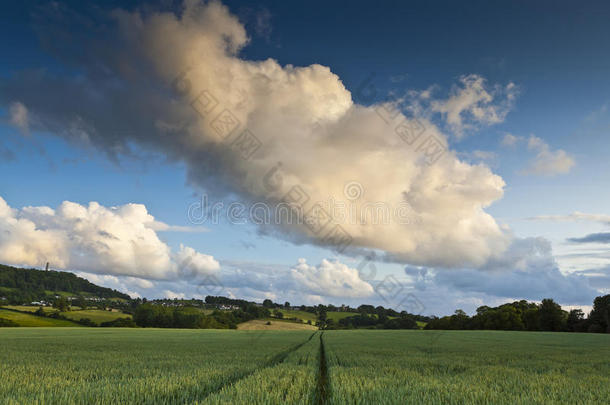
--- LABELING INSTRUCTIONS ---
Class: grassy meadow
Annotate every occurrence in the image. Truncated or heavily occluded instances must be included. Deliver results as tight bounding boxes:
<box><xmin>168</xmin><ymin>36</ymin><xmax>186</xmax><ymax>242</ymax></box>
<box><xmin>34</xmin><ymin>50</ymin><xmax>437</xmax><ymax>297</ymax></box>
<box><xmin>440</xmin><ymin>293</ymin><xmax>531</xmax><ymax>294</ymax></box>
<box><xmin>58</xmin><ymin>309</ymin><xmax>132</xmax><ymax>324</ymax></box>
<box><xmin>1</xmin><ymin>306</ymin><xmax>132</xmax><ymax>326</ymax></box>
<box><xmin>274</xmin><ymin>309</ymin><xmax>359</xmax><ymax>323</ymax></box>
<box><xmin>0</xmin><ymin>309</ymin><xmax>80</xmax><ymax>327</ymax></box>
<box><xmin>0</xmin><ymin>328</ymin><xmax>608</xmax><ymax>404</ymax></box>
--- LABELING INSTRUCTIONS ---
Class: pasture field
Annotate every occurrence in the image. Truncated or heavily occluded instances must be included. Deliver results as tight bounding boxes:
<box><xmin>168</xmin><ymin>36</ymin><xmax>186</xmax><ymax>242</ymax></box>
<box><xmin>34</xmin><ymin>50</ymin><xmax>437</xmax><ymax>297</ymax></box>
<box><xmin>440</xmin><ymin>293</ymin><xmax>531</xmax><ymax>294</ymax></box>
<box><xmin>2</xmin><ymin>305</ymin><xmax>56</xmax><ymax>313</ymax></box>
<box><xmin>1</xmin><ymin>306</ymin><xmax>131</xmax><ymax>326</ymax></box>
<box><xmin>237</xmin><ymin>319</ymin><xmax>318</xmax><ymax>330</ymax></box>
<box><xmin>0</xmin><ymin>309</ymin><xmax>80</xmax><ymax>327</ymax></box>
<box><xmin>0</xmin><ymin>328</ymin><xmax>608</xmax><ymax>404</ymax></box>
<box><xmin>58</xmin><ymin>309</ymin><xmax>132</xmax><ymax>324</ymax></box>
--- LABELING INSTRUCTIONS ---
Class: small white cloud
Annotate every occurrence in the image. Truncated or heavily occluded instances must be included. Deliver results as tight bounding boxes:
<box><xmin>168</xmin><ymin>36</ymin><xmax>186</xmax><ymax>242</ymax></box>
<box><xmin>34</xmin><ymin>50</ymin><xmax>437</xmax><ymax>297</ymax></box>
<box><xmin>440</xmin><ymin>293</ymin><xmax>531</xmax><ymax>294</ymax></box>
<box><xmin>147</xmin><ymin>220</ymin><xmax>209</xmax><ymax>233</ymax></box>
<box><xmin>174</xmin><ymin>244</ymin><xmax>220</xmax><ymax>279</ymax></box>
<box><xmin>9</xmin><ymin>101</ymin><xmax>29</xmax><ymax>135</ymax></box>
<box><xmin>522</xmin><ymin>135</ymin><xmax>575</xmax><ymax>176</ymax></box>
<box><xmin>527</xmin><ymin>211</ymin><xmax>610</xmax><ymax>225</ymax></box>
<box><xmin>431</xmin><ymin>74</ymin><xmax>518</xmax><ymax>137</ymax></box>
<box><xmin>126</xmin><ymin>277</ymin><xmax>155</xmax><ymax>289</ymax></box>
<box><xmin>290</xmin><ymin>258</ymin><xmax>374</xmax><ymax>298</ymax></box>
<box><xmin>163</xmin><ymin>289</ymin><xmax>186</xmax><ymax>299</ymax></box>
<box><xmin>500</xmin><ymin>133</ymin><xmax>522</xmax><ymax>147</ymax></box>
<box><xmin>472</xmin><ymin>150</ymin><xmax>497</xmax><ymax>161</ymax></box>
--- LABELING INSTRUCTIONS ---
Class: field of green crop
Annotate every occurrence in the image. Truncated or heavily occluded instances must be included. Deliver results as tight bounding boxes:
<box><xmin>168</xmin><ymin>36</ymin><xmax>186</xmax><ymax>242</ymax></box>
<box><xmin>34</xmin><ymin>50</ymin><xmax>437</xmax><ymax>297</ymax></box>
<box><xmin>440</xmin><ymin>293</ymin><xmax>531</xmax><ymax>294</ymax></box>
<box><xmin>1</xmin><ymin>328</ymin><xmax>608</xmax><ymax>404</ymax></box>
<box><xmin>0</xmin><ymin>328</ymin><xmax>316</xmax><ymax>404</ymax></box>
<box><xmin>324</xmin><ymin>330</ymin><xmax>610</xmax><ymax>404</ymax></box>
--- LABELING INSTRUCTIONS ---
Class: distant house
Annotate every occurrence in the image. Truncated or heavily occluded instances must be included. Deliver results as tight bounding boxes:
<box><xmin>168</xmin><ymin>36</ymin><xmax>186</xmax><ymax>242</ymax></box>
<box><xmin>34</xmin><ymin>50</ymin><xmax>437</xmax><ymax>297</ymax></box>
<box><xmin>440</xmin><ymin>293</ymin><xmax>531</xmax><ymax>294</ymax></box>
<box><xmin>218</xmin><ymin>304</ymin><xmax>240</xmax><ymax>311</ymax></box>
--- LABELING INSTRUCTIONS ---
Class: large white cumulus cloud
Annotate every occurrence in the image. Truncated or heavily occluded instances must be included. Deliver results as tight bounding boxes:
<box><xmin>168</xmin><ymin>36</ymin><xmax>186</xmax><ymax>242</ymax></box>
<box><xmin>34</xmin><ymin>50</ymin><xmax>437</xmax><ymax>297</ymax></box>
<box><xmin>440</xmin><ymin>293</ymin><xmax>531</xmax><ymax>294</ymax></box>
<box><xmin>1</xmin><ymin>0</ymin><xmax>513</xmax><ymax>268</ymax></box>
<box><xmin>0</xmin><ymin>196</ymin><xmax>218</xmax><ymax>280</ymax></box>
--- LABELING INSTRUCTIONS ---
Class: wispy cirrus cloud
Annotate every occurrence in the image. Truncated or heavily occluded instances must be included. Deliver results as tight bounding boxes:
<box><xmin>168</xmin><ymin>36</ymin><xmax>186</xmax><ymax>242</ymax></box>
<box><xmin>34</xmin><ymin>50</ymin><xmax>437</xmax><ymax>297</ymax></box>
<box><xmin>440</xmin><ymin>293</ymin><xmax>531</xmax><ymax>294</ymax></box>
<box><xmin>527</xmin><ymin>211</ymin><xmax>610</xmax><ymax>225</ymax></box>
<box><xmin>568</xmin><ymin>233</ymin><xmax>610</xmax><ymax>244</ymax></box>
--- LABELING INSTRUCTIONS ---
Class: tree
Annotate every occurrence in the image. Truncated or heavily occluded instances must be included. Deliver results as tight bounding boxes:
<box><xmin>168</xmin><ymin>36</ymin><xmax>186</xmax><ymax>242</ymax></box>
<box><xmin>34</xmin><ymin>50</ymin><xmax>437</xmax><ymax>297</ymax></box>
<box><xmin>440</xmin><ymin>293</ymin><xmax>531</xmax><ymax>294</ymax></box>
<box><xmin>357</xmin><ymin>304</ymin><xmax>375</xmax><ymax>314</ymax></box>
<box><xmin>316</xmin><ymin>306</ymin><xmax>328</xmax><ymax>328</ymax></box>
<box><xmin>53</xmin><ymin>297</ymin><xmax>69</xmax><ymax>312</ymax></box>
<box><xmin>538</xmin><ymin>299</ymin><xmax>566</xmax><ymax>331</ymax></box>
<box><xmin>74</xmin><ymin>295</ymin><xmax>87</xmax><ymax>309</ymax></box>
<box><xmin>284</xmin><ymin>301</ymin><xmax>290</xmax><ymax>308</ymax></box>
<box><xmin>262</xmin><ymin>299</ymin><xmax>274</xmax><ymax>308</ymax></box>
<box><xmin>273</xmin><ymin>309</ymin><xmax>284</xmax><ymax>319</ymax></box>
<box><xmin>449</xmin><ymin>309</ymin><xmax>470</xmax><ymax>330</ymax></box>
<box><xmin>523</xmin><ymin>307</ymin><xmax>540</xmax><ymax>331</ymax></box>
<box><xmin>588</xmin><ymin>294</ymin><xmax>610</xmax><ymax>333</ymax></box>
<box><xmin>566</xmin><ymin>309</ymin><xmax>586</xmax><ymax>332</ymax></box>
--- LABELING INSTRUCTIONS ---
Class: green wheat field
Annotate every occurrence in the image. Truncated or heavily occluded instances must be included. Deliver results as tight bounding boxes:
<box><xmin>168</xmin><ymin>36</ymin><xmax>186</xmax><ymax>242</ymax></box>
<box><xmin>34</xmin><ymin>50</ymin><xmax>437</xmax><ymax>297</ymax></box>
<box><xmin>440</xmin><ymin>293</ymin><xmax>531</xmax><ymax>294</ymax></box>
<box><xmin>0</xmin><ymin>328</ymin><xmax>608</xmax><ymax>404</ymax></box>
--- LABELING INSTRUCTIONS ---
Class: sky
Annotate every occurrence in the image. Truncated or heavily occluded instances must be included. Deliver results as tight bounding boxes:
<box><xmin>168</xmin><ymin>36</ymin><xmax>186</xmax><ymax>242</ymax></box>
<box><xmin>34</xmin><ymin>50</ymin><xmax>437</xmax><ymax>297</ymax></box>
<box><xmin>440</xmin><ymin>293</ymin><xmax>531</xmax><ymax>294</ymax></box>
<box><xmin>1</xmin><ymin>0</ymin><xmax>609</xmax><ymax>316</ymax></box>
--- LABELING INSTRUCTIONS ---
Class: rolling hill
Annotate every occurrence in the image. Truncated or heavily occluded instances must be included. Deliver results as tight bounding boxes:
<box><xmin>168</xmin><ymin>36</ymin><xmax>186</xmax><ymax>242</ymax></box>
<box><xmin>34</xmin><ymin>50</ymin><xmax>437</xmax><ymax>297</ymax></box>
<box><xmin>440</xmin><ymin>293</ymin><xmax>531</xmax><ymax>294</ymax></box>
<box><xmin>0</xmin><ymin>263</ymin><xmax>131</xmax><ymax>304</ymax></box>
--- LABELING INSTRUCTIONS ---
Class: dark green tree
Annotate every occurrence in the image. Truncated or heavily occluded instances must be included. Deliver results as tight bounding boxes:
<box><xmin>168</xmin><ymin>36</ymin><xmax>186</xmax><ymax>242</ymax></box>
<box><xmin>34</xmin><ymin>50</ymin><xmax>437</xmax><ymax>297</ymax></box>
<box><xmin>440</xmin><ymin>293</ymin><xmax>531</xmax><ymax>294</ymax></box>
<box><xmin>74</xmin><ymin>295</ymin><xmax>87</xmax><ymax>309</ymax></box>
<box><xmin>538</xmin><ymin>299</ymin><xmax>566</xmax><ymax>331</ymax></box>
<box><xmin>588</xmin><ymin>294</ymin><xmax>610</xmax><ymax>333</ymax></box>
<box><xmin>566</xmin><ymin>309</ymin><xmax>586</xmax><ymax>332</ymax></box>
<box><xmin>53</xmin><ymin>297</ymin><xmax>69</xmax><ymax>312</ymax></box>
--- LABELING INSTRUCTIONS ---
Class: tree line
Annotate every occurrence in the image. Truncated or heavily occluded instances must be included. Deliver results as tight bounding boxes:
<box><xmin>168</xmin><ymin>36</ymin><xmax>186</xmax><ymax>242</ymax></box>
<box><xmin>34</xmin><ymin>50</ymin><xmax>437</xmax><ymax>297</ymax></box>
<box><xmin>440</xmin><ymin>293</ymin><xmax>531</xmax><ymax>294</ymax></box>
<box><xmin>425</xmin><ymin>295</ymin><xmax>610</xmax><ymax>333</ymax></box>
<box><xmin>313</xmin><ymin>304</ymin><xmax>429</xmax><ymax>330</ymax></box>
<box><xmin>133</xmin><ymin>303</ymin><xmax>270</xmax><ymax>329</ymax></box>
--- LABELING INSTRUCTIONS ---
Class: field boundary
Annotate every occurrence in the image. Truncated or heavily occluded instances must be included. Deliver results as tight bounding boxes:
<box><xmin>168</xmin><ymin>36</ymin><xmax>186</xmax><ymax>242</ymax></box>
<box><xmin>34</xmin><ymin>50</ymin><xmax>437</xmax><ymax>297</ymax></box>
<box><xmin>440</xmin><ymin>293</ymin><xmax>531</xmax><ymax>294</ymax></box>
<box><xmin>315</xmin><ymin>332</ymin><xmax>330</xmax><ymax>405</ymax></box>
